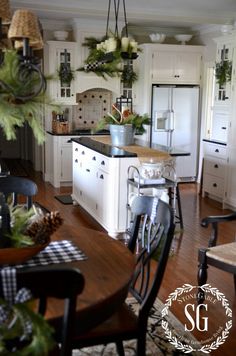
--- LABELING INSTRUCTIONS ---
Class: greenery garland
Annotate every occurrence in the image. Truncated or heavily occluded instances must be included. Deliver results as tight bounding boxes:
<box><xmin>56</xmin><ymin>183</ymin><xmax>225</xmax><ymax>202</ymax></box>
<box><xmin>0</xmin><ymin>50</ymin><xmax>58</xmax><ymax>143</ymax></box>
<box><xmin>78</xmin><ymin>36</ymin><xmax>139</xmax><ymax>84</ymax></box>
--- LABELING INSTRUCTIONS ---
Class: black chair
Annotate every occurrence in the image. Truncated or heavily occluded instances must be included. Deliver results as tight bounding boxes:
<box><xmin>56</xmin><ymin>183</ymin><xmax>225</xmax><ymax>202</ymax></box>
<box><xmin>71</xmin><ymin>196</ymin><xmax>175</xmax><ymax>356</ymax></box>
<box><xmin>0</xmin><ymin>266</ymin><xmax>85</xmax><ymax>356</ymax></box>
<box><xmin>198</xmin><ymin>212</ymin><xmax>236</xmax><ymax>303</ymax></box>
<box><xmin>0</xmin><ymin>175</ymin><xmax>38</xmax><ymax>210</ymax></box>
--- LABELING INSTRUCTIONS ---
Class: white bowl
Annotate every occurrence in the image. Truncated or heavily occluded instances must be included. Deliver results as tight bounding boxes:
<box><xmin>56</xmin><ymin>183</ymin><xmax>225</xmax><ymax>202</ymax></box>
<box><xmin>149</xmin><ymin>33</ymin><xmax>166</xmax><ymax>43</ymax></box>
<box><xmin>140</xmin><ymin>161</ymin><xmax>164</xmax><ymax>179</ymax></box>
<box><xmin>53</xmin><ymin>31</ymin><xmax>69</xmax><ymax>41</ymax></box>
<box><xmin>174</xmin><ymin>34</ymin><xmax>192</xmax><ymax>45</ymax></box>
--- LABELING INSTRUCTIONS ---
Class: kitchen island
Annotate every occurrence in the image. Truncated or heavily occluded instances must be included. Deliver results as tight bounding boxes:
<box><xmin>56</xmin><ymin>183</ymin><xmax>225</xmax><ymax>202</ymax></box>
<box><xmin>72</xmin><ymin>137</ymin><xmax>189</xmax><ymax>238</ymax></box>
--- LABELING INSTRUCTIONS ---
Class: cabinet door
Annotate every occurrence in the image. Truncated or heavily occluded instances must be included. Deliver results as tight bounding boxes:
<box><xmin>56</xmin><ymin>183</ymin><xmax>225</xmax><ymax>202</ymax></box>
<box><xmin>152</xmin><ymin>51</ymin><xmax>201</xmax><ymax>84</ymax></box>
<box><xmin>225</xmin><ymin>147</ymin><xmax>236</xmax><ymax>207</ymax></box>
<box><xmin>96</xmin><ymin>169</ymin><xmax>109</xmax><ymax>226</ymax></box>
<box><xmin>152</xmin><ymin>51</ymin><xmax>175</xmax><ymax>82</ymax></box>
<box><xmin>61</xmin><ymin>143</ymin><xmax>73</xmax><ymax>182</ymax></box>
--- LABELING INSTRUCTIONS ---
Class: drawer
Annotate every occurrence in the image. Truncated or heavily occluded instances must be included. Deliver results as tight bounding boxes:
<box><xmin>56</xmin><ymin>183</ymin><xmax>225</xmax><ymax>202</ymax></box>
<box><xmin>203</xmin><ymin>174</ymin><xmax>224</xmax><ymax>198</ymax></box>
<box><xmin>204</xmin><ymin>158</ymin><xmax>226</xmax><ymax>178</ymax></box>
<box><xmin>204</xmin><ymin>142</ymin><xmax>227</xmax><ymax>159</ymax></box>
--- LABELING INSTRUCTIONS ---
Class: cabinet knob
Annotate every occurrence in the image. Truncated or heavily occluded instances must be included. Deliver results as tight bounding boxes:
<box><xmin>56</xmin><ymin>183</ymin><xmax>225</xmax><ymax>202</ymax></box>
<box><xmin>75</xmin><ymin>159</ymin><xmax>78</xmax><ymax>163</ymax></box>
<box><xmin>82</xmin><ymin>151</ymin><xmax>85</xmax><ymax>155</ymax></box>
<box><xmin>214</xmin><ymin>164</ymin><xmax>218</xmax><ymax>168</ymax></box>
<box><xmin>101</xmin><ymin>160</ymin><xmax>105</xmax><ymax>165</ymax></box>
<box><xmin>86</xmin><ymin>168</ymin><xmax>90</xmax><ymax>172</ymax></box>
<box><xmin>100</xmin><ymin>174</ymin><xmax>104</xmax><ymax>179</ymax></box>
<box><xmin>75</xmin><ymin>148</ymin><xmax>78</xmax><ymax>151</ymax></box>
<box><xmin>221</xmin><ymin>127</ymin><xmax>226</xmax><ymax>130</ymax></box>
<box><xmin>213</xmin><ymin>183</ymin><xmax>217</xmax><ymax>187</ymax></box>
<box><xmin>215</xmin><ymin>149</ymin><xmax>219</xmax><ymax>153</ymax></box>
<box><xmin>67</xmin><ymin>139</ymin><xmax>72</xmax><ymax>143</ymax></box>
<box><xmin>92</xmin><ymin>156</ymin><xmax>96</xmax><ymax>161</ymax></box>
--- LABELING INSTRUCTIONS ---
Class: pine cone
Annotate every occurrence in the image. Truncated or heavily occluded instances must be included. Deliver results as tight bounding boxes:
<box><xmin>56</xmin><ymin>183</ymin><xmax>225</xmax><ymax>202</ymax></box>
<box><xmin>25</xmin><ymin>211</ymin><xmax>63</xmax><ymax>245</ymax></box>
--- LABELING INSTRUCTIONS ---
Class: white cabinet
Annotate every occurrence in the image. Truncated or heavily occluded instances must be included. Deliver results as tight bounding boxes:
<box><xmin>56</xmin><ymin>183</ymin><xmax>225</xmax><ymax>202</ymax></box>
<box><xmin>44</xmin><ymin>41</ymin><xmax>77</xmax><ymax>104</ymax></box>
<box><xmin>45</xmin><ymin>133</ymin><xmax>77</xmax><ymax>188</ymax></box>
<box><xmin>152</xmin><ymin>50</ymin><xmax>202</xmax><ymax>84</ymax></box>
<box><xmin>202</xmin><ymin>141</ymin><xmax>227</xmax><ymax>201</ymax></box>
<box><xmin>72</xmin><ymin>141</ymin><xmax>139</xmax><ymax>238</ymax></box>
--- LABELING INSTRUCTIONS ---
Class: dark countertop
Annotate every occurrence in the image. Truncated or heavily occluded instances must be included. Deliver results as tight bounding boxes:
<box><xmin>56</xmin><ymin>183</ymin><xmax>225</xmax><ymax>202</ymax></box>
<box><xmin>46</xmin><ymin>129</ymin><xmax>110</xmax><ymax>136</ymax></box>
<box><xmin>203</xmin><ymin>138</ymin><xmax>227</xmax><ymax>146</ymax></box>
<box><xmin>72</xmin><ymin>137</ymin><xmax>137</xmax><ymax>158</ymax></box>
<box><xmin>72</xmin><ymin>137</ymin><xmax>190</xmax><ymax>158</ymax></box>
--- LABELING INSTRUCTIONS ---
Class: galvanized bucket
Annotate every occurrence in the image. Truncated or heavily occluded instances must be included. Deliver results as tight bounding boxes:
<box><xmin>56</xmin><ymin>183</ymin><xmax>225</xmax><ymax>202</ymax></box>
<box><xmin>109</xmin><ymin>124</ymin><xmax>134</xmax><ymax>146</ymax></box>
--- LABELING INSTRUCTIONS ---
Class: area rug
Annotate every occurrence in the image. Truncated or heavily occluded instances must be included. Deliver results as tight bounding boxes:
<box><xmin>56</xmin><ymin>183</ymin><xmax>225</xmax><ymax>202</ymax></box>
<box><xmin>54</xmin><ymin>195</ymin><xmax>73</xmax><ymax>205</ymax></box>
<box><xmin>72</xmin><ymin>297</ymin><xmax>201</xmax><ymax>356</ymax></box>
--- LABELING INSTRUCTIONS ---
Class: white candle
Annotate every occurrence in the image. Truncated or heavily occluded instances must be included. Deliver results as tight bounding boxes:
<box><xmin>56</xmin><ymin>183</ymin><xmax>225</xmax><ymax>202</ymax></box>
<box><xmin>121</xmin><ymin>37</ymin><xmax>129</xmax><ymax>51</ymax></box>
<box><xmin>107</xmin><ymin>37</ymin><xmax>117</xmax><ymax>52</ymax></box>
<box><xmin>130</xmin><ymin>40</ymin><xmax>138</xmax><ymax>53</ymax></box>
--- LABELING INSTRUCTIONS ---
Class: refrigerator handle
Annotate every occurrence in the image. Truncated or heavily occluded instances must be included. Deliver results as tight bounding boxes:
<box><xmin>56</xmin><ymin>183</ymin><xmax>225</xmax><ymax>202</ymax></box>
<box><xmin>169</xmin><ymin>110</ymin><xmax>175</xmax><ymax>131</ymax></box>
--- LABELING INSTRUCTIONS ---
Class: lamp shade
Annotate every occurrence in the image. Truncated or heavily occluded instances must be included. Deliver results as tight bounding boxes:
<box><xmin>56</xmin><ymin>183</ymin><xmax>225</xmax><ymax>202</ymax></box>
<box><xmin>14</xmin><ymin>37</ymin><xmax>44</xmax><ymax>50</ymax></box>
<box><xmin>8</xmin><ymin>9</ymin><xmax>42</xmax><ymax>42</ymax></box>
<box><xmin>0</xmin><ymin>0</ymin><xmax>11</xmax><ymax>24</ymax></box>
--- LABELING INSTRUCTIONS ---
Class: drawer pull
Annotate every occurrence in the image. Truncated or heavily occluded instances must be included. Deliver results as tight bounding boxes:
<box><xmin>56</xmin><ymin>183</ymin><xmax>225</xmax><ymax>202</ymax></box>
<box><xmin>101</xmin><ymin>160</ymin><xmax>105</xmax><ymax>165</ymax></box>
<box><xmin>86</xmin><ymin>169</ymin><xmax>90</xmax><ymax>172</ymax></box>
<box><xmin>67</xmin><ymin>139</ymin><xmax>72</xmax><ymax>143</ymax></box>
<box><xmin>92</xmin><ymin>156</ymin><xmax>96</xmax><ymax>161</ymax></box>
<box><xmin>82</xmin><ymin>151</ymin><xmax>85</xmax><ymax>155</ymax></box>
<box><xmin>214</xmin><ymin>164</ymin><xmax>218</xmax><ymax>168</ymax></box>
<box><xmin>213</xmin><ymin>183</ymin><xmax>217</xmax><ymax>187</ymax></box>
<box><xmin>221</xmin><ymin>127</ymin><xmax>227</xmax><ymax>130</ymax></box>
<box><xmin>215</xmin><ymin>149</ymin><xmax>219</xmax><ymax>153</ymax></box>
<box><xmin>100</xmin><ymin>174</ymin><xmax>104</xmax><ymax>179</ymax></box>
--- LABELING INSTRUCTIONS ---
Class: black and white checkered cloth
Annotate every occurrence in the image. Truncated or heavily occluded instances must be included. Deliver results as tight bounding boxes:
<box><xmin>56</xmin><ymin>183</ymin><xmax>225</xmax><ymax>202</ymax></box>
<box><xmin>0</xmin><ymin>240</ymin><xmax>86</xmax><ymax>306</ymax></box>
<box><xmin>15</xmin><ymin>240</ymin><xmax>87</xmax><ymax>268</ymax></box>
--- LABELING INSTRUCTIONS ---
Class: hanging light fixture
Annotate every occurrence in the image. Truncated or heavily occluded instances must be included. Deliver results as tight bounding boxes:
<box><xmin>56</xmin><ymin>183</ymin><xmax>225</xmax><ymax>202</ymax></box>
<box><xmin>0</xmin><ymin>1</ymin><xmax>46</xmax><ymax>101</ymax></box>
<box><xmin>83</xmin><ymin>0</ymin><xmax>139</xmax><ymax>73</ymax></box>
<box><xmin>100</xmin><ymin>0</ymin><xmax>138</xmax><ymax>62</ymax></box>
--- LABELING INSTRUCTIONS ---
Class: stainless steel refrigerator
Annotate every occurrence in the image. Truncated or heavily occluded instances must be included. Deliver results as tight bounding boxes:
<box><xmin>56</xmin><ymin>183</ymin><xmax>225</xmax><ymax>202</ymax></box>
<box><xmin>151</xmin><ymin>84</ymin><xmax>200</xmax><ymax>180</ymax></box>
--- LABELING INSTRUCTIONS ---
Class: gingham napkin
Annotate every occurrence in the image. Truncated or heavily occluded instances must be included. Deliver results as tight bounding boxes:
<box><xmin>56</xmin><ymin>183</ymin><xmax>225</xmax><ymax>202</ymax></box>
<box><xmin>0</xmin><ymin>240</ymin><xmax>87</xmax><ymax>305</ymax></box>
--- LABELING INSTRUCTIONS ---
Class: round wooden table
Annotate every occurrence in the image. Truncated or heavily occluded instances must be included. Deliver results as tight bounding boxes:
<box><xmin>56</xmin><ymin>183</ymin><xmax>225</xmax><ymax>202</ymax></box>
<box><xmin>49</xmin><ymin>224</ymin><xmax>135</xmax><ymax>333</ymax></box>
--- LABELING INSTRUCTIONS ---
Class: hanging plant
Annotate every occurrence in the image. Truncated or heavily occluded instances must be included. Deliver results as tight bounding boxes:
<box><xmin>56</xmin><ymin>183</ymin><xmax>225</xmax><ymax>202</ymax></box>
<box><xmin>0</xmin><ymin>50</ymin><xmax>59</xmax><ymax>143</ymax></box>
<box><xmin>215</xmin><ymin>60</ymin><xmax>232</xmax><ymax>87</ymax></box>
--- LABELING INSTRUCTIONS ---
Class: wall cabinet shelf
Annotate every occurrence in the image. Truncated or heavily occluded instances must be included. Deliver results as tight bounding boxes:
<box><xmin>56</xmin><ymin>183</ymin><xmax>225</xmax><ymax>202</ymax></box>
<box><xmin>44</xmin><ymin>41</ymin><xmax>77</xmax><ymax>105</ymax></box>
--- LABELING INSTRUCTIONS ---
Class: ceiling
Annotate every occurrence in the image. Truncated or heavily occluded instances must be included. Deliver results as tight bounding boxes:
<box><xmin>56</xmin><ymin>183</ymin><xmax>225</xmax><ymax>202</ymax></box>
<box><xmin>10</xmin><ymin>0</ymin><xmax>236</xmax><ymax>33</ymax></box>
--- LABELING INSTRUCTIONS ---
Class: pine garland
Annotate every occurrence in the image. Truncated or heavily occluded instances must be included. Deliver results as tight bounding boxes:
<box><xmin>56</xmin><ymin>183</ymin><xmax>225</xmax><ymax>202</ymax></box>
<box><xmin>0</xmin><ymin>50</ymin><xmax>58</xmax><ymax>143</ymax></box>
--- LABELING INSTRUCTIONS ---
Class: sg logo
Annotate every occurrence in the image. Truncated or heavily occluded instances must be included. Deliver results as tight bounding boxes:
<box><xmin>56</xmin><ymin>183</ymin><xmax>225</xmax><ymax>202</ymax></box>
<box><xmin>184</xmin><ymin>304</ymin><xmax>208</xmax><ymax>332</ymax></box>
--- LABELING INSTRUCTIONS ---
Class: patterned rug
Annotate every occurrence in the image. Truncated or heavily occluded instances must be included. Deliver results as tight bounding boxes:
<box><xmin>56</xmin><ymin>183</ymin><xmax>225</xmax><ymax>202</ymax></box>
<box><xmin>72</xmin><ymin>297</ymin><xmax>201</xmax><ymax>356</ymax></box>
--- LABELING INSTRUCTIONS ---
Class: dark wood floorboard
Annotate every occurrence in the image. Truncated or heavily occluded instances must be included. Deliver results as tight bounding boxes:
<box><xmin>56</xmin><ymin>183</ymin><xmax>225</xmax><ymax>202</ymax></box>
<box><xmin>27</xmin><ymin>166</ymin><xmax>235</xmax><ymax>356</ymax></box>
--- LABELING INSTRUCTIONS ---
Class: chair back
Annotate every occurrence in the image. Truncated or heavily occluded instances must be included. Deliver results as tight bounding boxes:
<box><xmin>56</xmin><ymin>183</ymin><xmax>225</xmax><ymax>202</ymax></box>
<box><xmin>0</xmin><ymin>266</ymin><xmax>85</xmax><ymax>356</ymax></box>
<box><xmin>128</xmin><ymin>196</ymin><xmax>175</xmax><ymax>325</ymax></box>
<box><xmin>0</xmin><ymin>175</ymin><xmax>38</xmax><ymax>209</ymax></box>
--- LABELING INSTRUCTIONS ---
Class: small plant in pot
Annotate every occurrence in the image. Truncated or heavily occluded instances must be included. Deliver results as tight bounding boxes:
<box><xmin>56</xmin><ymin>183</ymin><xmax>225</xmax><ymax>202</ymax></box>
<box><xmin>95</xmin><ymin>104</ymin><xmax>150</xmax><ymax>146</ymax></box>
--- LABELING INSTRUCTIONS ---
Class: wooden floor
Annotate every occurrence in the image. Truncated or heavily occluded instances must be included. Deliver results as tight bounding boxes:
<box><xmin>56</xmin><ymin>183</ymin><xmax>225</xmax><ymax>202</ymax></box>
<box><xmin>27</xmin><ymin>165</ymin><xmax>235</xmax><ymax>356</ymax></box>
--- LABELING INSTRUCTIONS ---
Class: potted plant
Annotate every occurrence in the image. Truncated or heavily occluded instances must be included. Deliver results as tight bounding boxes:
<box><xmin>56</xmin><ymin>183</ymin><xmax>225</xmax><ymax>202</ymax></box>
<box><xmin>95</xmin><ymin>104</ymin><xmax>150</xmax><ymax>146</ymax></box>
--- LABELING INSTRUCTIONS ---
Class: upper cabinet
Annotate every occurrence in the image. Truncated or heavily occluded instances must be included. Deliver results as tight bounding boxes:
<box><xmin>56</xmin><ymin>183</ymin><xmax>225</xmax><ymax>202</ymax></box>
<box><xmin>151</xmin><ymin>49</ymin><xmax>202</xmax><ymax>84</ymax></box>
<box><xmin>44</xmin><ymin>41</ymin><xmax>78</xmax><ymax>104</ymax></box>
